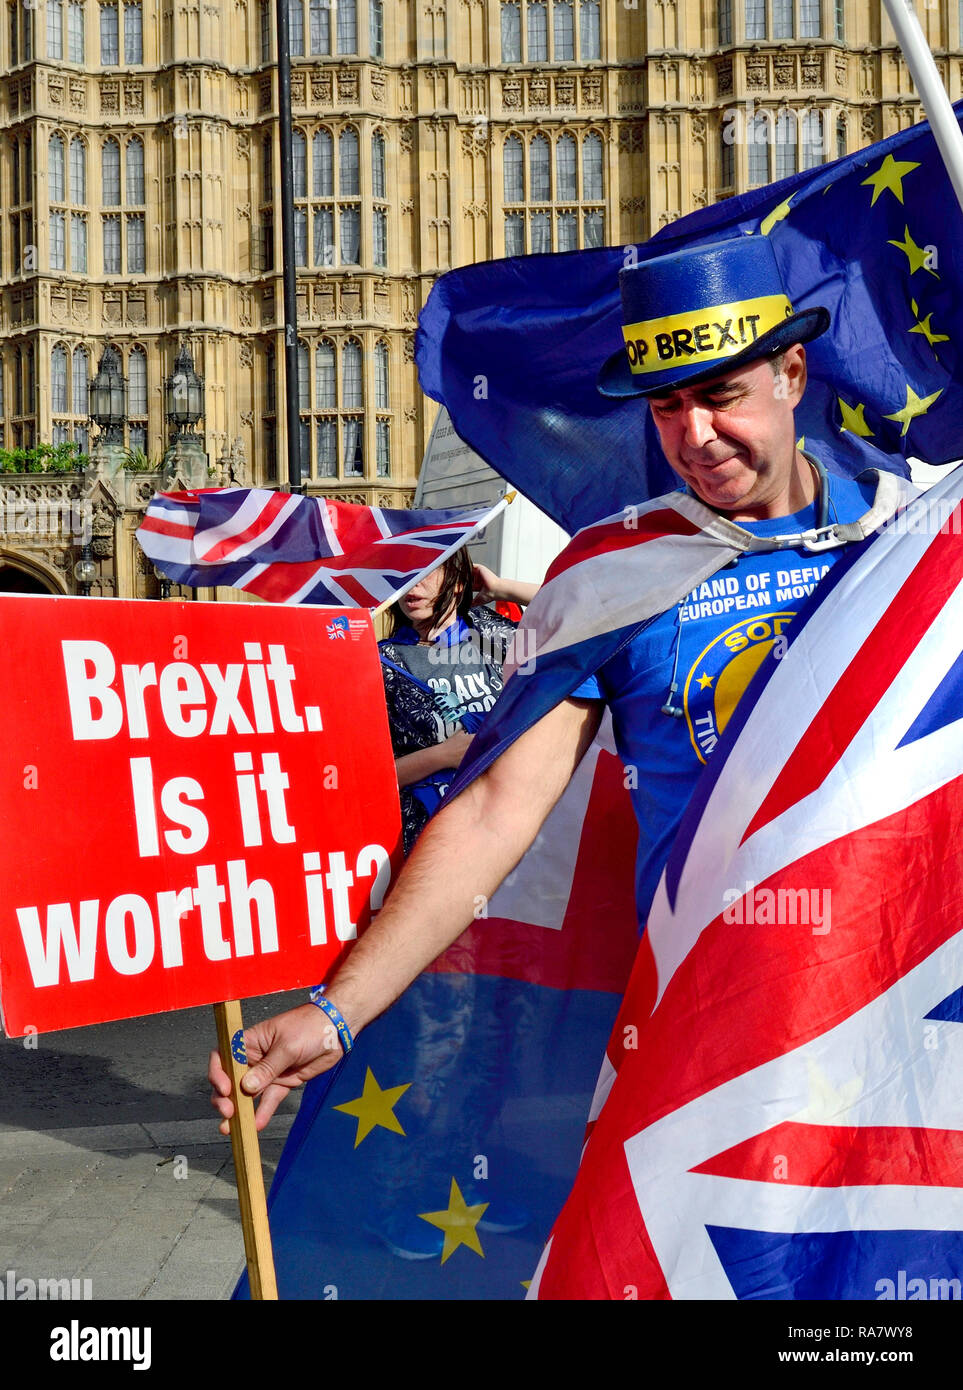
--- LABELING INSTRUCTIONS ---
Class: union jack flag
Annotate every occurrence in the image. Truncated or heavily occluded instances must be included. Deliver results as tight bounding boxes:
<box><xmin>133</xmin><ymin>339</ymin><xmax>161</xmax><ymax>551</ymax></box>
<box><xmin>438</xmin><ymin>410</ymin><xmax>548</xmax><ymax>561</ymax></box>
<box><xmin>137</xmin><ymin>488</ymin><xmax>508</xmax><ymax>610</ymax></box>
<box><xmin>528</xmin><ymin>464</ymin><xmax>963</xmax><ymax>1300</ymax></box>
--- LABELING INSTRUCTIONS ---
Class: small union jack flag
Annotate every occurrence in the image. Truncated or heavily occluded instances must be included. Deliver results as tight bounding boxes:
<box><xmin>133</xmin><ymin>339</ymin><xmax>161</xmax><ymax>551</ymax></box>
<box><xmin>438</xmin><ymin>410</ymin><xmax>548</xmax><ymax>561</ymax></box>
<box><xmin>137</xmin><ymin>487</ymin><xmax>508</xmax><ymax>610</ymax></box>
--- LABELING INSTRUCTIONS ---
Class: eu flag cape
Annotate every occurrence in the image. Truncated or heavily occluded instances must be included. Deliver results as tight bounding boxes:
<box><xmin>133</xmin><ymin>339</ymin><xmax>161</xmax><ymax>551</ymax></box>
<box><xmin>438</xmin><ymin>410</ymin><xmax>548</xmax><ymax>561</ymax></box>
<box><xmin>417</xmin><ymin>104</ymin><xmax>963</xmax><ymax>534</ymax></box>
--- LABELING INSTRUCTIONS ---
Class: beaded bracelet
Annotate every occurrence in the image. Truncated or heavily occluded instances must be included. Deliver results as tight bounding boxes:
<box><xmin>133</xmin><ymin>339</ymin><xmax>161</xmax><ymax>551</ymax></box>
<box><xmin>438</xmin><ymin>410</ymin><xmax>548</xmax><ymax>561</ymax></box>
<box><xmin>309</xmin><ymin>984</ymin><xmax>354</xmax><ymax>1055</ymax></box>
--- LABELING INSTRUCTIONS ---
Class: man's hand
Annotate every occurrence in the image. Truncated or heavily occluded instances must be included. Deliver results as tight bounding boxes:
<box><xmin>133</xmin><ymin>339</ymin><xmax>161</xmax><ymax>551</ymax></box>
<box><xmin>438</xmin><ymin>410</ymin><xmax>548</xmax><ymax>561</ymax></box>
<box><xmin>207</xmin><ymin>695</ymin><xmax>603</xmax><ymax>1133</ymax></box>
<box><xmin>208</xmin><ymin>1003</ymin><xmax>345</xmax><ymax>1134</ymax></box>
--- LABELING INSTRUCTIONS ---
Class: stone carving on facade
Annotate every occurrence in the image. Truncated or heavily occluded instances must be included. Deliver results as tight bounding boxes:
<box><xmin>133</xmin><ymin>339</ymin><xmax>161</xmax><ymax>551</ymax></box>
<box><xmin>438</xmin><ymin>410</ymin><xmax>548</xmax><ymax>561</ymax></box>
<box><xmin>238</xmin><ymin>290</ymin><xmax>253</xmax><ymax>327</ymax></box>
<box><xmin>403</xmin><ymin>333</ymin><xmax>415</xmax><ymax>361</ymax></box>
<box><xmin>373</xmin><ymin>279</ymin><xmax>390</xmax><ymax>317</ymax></box>
<box><xmin>529</xmin><ymin>74</ymin><xmax>549</xmax><ymax>108</ymax></box>
<box><xmin>689</xmin><ymin>61</ymin><xmax>705</xmax><ymax>104</ymax></box>
<box><xmin>860</xmin><ymin>54</ymin><xmax>875</xmax><ymax>97</ymax></box>
<box><xmin>581</xmin><ymin>72</ymin><xmax>602</xmax><ymax>107</ymax></box>
<box><xmin>291</xmin><ymin>71</ymin><xmax>306</xmax><ymax>106</ymax></box>
<box><xmin>659</xmin><ymin>209</ymin><xmax>681</xmax><ymax>227</ymax></box>
<box><xmin>835</xmin><ymin>54</ymin><xmax>848</xmax><ymax>86</ymax></box>
<box><xmin>337</xmin><ymin>68</ymin><xmax>359</xmax><ymax>103</ymax></box>
<box><xmin>311</xmin><ymin>68</ymin><xmax>333</xmax><ymax>103</ymax></box>
<box><xmin>716</xmin><ymin>58</ymin><xmax>733</xmax><ymax>94</ymax></box>
<box><xmin>238</xmin><ymin>340</ymin><xmax>254</xmax><ymax>367</ymax></box>
<box><xmin>49</xmin><ymin>76</ymin><xmax>65</xmax><ymax>107</ymax></box>
<box><xmin>746</xmin><ymin>56</ymin><xmax>768</xmax><ymax>89</ymax></box>
<box><xmin>691</xmin><ymin>115</ymin><xmax>706</xmax><ymax>144</ymax></box>
<box><xmin>399</xmin><ymin>72</ymin><xmax>413</xmax><ymax>112</ymax></box>
<box><xmin>70</xmin><ymin>290</ymin><xmax>89</xmax><ymax>324</ymax></box>
<box><xmin>501</xmin><ymin>75</ymin><xmax>522</xmax><ymax>110</ymax></box>
<box><xmin>861</xmin><ymin>109</ymin><xmax>878</xmax><ymax>141</ymax></box>
<box><xmin>401</xmin><ymin>198</ymin><xmax>414</xmax><ymax>215</ymax></box>
<box><xmin>399</xmin><ymin>123</ymin><xmax>414</xmax><ymax>152</ymax></box>
<box><xmin>103</xmin><ymin>291</ymin><xmax>123</xmax><ymax>324</ymax></box>
<box><xmin>370</xmin><ymin>69</ymin><xmax>386</xmax><ymax>104</ymax></box>
<box><xmin>51</xmin><ymin>287</ymin><xmax>69</xmax><ymax>322</ymax></box>
<box><xmin>773</xmin><ymin>54</ymin><xmax>795</xmax><ymax>88</ymax></box>
<box><xmin>403</xmin><ymin>405</ymin><xmax>418</xmax><ymax>422</ymax></box>
<box><xmin>619</xmin><ymin>196</ymin><xmax>646</xmax><ymax>213</ymax></box>
<box><xmin>21</xmin><ymin>77</ymin><xmax>32</xmax><ymax>110</ymax></box>
<box><xmin>340</xmin><ymin>282</ymin><xmax>362</xmax><ymax>318</ymax></box>
<box><xmin>220</xmin><ymin>437</ymin><xmax>250</xmax><ymax>487</ymax></box>
<box><xmin>100</xmin><ymin>79</ymin><xmax>120</xmax><ymax>112</ymax></box>
<box><xmin>801</xmin><ymin>53</ymin><xmax>823</xmax><ymax>88</ymax></box>
<box><xmin>127</xmin><ymin>292</ymin><xmax>146</xmax><ymax>324</ymax></box>
<box><xmin>555</xmin><ymin>74</ymin><xmax>576</xmax><ymax>107</ymax></box>
<box><xmin>124</xmin><ymin>80</ymin><xmax>144</xmax><ymax>112</ymax></box>
<box><xmin>259</xmin><ymin>75</ymin><xmax>272</xmax><ymax>112</ymax></box>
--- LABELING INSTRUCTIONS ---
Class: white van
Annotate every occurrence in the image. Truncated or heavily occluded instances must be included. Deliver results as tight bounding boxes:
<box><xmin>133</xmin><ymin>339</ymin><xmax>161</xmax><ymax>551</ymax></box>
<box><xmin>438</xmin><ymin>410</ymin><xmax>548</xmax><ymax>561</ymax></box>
<box><xmin>415</xmin><ymin>407</ymin><xmax>569</xmax><ymax>587</ymax></box>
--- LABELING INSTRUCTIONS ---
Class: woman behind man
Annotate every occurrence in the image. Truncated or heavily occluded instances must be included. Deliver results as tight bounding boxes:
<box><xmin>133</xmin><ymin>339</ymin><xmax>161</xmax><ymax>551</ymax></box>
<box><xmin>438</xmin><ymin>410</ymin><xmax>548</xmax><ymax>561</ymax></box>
<box><xmin>379</xmin><ymin>546</ymin><xmax>537</xmax><ymax>854</ymax></box>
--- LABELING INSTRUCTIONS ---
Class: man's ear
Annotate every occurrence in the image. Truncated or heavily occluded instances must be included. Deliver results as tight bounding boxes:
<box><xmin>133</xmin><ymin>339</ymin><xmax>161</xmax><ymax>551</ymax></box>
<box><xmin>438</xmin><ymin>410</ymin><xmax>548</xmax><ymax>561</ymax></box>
<box><xmin>784</xmin><ymin>343</ymin><xmax>808</xmax><ymax>406</ymax></box>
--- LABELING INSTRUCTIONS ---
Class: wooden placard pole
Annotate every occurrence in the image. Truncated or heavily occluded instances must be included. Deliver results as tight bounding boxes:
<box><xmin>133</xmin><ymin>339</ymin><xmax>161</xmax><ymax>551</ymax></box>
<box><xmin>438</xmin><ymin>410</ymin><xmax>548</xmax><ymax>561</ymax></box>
<box><xmin>213</xmin><ymin>999</ymin><xmax>278</xmax><ymax>1301</ymax></box>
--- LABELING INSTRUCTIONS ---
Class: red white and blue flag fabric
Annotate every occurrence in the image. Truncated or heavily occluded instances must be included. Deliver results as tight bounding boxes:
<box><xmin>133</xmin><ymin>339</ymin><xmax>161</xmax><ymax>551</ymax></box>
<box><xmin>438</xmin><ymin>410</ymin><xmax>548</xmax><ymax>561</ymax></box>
<box><xmin>528</xmin><ymin>463</ymin><xmax>963</xmax><ymax>1300</ymax></box>
<box><xmin>137</xmin><ymin>487</ymin><xmax>507</xmax><ymax>609</ymax></box>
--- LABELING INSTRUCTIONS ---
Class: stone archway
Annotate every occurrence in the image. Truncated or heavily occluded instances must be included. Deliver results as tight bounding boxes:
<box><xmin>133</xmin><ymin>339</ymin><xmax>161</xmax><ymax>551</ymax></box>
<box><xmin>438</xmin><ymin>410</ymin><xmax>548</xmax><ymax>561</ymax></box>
<box><xmin>0</xmin><ymin>556</ymin><xmax>67</xmax><ymax>595</ymax></box>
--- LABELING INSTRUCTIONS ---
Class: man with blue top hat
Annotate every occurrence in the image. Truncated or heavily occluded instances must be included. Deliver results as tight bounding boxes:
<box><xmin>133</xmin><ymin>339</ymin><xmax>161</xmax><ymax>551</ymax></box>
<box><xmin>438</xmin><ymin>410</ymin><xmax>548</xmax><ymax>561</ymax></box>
<box><xmin>209</xmin><ymin>234</ymin><xmax>903</xmax><ymax>1161</ymax></box>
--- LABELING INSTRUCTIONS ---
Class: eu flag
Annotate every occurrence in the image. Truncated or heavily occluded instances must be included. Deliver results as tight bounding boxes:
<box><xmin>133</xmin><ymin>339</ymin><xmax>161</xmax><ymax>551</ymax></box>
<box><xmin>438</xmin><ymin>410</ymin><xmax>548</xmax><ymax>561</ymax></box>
<box><xmin>416</xmin><ymin>105</ymin><xmax>963</xmax><ymax>534</ymax></box>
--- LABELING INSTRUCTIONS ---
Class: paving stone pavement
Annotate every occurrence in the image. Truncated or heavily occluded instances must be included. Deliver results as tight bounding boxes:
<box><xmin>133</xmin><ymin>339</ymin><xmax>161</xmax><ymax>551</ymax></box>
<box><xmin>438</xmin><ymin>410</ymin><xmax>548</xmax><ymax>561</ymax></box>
<box><xmin>0</xmin><ymin>991</ymin><xmax>300</xmax><ymax>1302</ymax></box>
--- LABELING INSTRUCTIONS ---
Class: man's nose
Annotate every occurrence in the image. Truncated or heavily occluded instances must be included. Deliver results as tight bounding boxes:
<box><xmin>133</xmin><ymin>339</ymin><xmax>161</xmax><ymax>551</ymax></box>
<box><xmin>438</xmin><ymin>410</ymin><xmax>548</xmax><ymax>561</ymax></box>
<box><xmin>681</xmin><ymin>403</ymin><xmax>716</xmax><ymax>448</ymax></box>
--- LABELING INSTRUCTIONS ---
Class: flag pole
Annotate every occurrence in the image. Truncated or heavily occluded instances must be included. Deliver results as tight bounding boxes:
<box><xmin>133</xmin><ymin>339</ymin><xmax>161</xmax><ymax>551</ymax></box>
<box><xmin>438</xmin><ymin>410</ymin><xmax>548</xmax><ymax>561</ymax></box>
<box><xmin>370</xmin><ymin>493</ymin><xmax>516</xmax><ymax>618</ymax></box>
<box><xmin>882</xmin><ymin>0</ymin><xmax>963</xmax><ymax>217</ymax></box>
<box><xmin>213</xmin><ymin>999</ymin><xmax>278</xmax><ymax>1300</ymax></box>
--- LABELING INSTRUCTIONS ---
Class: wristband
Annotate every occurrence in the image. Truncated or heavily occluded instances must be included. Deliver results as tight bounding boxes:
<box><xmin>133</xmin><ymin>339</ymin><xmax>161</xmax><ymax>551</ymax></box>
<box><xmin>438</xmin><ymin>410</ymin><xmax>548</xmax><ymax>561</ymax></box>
<box><xmin>309</xmin><ymin>984</ymin><xmax>354</xmax><ymax>1055</ymax></box>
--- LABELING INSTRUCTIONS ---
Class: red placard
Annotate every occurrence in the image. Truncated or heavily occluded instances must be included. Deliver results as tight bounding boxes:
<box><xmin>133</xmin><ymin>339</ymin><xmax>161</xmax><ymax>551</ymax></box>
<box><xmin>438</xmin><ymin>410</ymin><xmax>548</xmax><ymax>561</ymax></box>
<box><xmin>0</xmin><ymin>595</ymin><xmax>401</xmax><ymax>1036</ymax></box>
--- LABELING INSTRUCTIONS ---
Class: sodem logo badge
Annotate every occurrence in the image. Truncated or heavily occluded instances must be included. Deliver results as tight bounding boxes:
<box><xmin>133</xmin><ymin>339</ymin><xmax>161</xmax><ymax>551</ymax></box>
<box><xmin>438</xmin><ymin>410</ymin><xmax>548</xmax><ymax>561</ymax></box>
<box><xmin>683</xmin><ymin>611</ymin><xmax>796</xmax><ymax>764</ymax></box>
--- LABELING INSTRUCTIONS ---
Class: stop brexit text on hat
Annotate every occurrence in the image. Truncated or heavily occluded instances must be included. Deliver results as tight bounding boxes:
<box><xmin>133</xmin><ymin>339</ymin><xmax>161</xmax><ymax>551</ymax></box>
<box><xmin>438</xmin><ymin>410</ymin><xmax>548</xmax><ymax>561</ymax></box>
<box><xmin>0</xmin><ymin>594</ymin><xmax>401</xmax><ymax>1037</ymax></box>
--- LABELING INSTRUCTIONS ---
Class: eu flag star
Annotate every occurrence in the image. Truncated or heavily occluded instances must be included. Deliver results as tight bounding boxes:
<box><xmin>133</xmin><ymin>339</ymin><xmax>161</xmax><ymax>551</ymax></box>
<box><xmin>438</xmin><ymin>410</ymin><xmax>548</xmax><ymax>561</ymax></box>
<box><xmin>837</xmin><ymin>398</ymin><xmax>874</xmax><ymax>437</ymax></box>
<box><xmin>333</xmin><ymin>1067</ymin><xmax>411</xmax><ymax>1148</ymax></box>
<box><xmin>861</xmin><ymin>154</ymin><xmax>921</xmax><ymax>206</ymax></box>
<box><xmin>418</xmin><ymin>1178</ymin><xmax>488</xmax><ymax>1264</ymax></box>
<box><xmin>761</xmin><ymin>197</ymin><xmax>794</xmax><ymax>236</ymax></box>
<box><xmin>888</xmin><ymin>226</ymin><xmax>939</xmax><ymax>278</ymax></box>
<box><xmin>884</xmin><ymin>384</ymin><xmax>943</xmax><ymax>438</ymax></box>
<box><xmin>697</xmin><ymin>672</ymin><xmax>713</xmax><ymax>690</ymax></box>
<box><xmin>909</xmin><ymin>299</ymin><xmax>950</xmax><ymax>348</ymax></box>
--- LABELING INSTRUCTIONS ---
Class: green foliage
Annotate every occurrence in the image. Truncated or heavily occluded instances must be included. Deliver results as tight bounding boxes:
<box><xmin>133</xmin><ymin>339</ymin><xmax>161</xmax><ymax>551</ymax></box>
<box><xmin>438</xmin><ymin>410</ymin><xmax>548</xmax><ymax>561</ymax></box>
<box><xmin>121</xmin><ymin>445</ymin><xmax>164</xmax><ymax>473</ymax></box>
<box><xmin>0</xmin><ymin>440</ymin><xmax>90</xmax><ymax>474</ymax></box>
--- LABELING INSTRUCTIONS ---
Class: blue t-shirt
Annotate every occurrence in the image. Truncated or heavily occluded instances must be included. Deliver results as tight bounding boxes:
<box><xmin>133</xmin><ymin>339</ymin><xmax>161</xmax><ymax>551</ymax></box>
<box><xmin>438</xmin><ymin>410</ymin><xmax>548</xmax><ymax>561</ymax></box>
<box><xmin>572</xmin><ymin>468</ymin><xmax>878</xmax><ymax>929</ymax></box>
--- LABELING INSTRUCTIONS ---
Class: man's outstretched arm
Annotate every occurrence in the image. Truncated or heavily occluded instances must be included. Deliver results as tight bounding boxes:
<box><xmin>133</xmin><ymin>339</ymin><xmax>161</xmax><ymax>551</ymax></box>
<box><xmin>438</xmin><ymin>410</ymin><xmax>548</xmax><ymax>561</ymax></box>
<box><xmin>209</xmin><ymin>694</ymin><xmax>604</xmax><ymax>1131</ymax></box>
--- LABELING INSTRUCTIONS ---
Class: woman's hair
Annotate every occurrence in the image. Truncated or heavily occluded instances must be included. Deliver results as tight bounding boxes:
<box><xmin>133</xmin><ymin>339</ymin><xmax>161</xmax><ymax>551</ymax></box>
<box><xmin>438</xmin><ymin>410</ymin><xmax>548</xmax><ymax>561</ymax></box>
<box><xmin>386</xmin><ymin>546</ymin><xmax>474</xmax><ymax>638</ymax></box>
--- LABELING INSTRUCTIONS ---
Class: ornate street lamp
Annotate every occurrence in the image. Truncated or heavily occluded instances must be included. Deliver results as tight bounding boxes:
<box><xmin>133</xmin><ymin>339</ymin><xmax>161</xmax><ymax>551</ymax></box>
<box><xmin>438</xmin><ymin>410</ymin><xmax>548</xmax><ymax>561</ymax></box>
<box><xmin>164</xmin><ymin>343</ymin><xmax>204</xmax><ymax>441</ymax></box>
<box><xmin>152</xmin><ymin>563</ymin><xmax>172</xmax><ymax>601</ymax></box>
<box><xmin>88</xmin><ymin>345</ymin><xmax>127</xmax><ymax>444</ymax></box>
<box><xmin>73</xmin><ymin>542</ymin><xmax>96</xmax><ymax>596</ymax></box>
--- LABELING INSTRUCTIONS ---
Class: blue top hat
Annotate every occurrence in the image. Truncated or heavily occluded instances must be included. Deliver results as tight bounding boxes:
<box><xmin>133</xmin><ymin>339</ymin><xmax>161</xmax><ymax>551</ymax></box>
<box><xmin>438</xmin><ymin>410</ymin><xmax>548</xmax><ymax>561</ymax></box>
<box><xmin>597</xmin><ymin>234</ymin><xmax>829</xmax><ymax>398</ymax></box>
